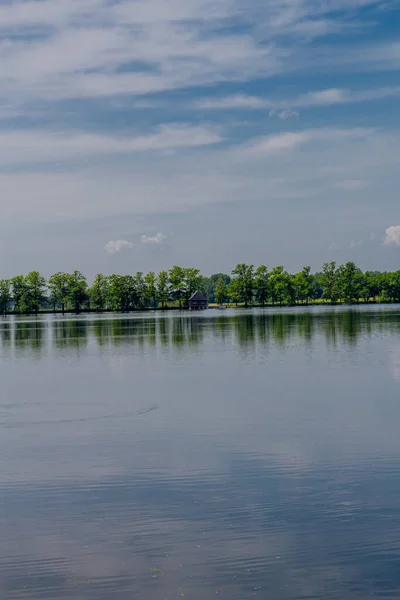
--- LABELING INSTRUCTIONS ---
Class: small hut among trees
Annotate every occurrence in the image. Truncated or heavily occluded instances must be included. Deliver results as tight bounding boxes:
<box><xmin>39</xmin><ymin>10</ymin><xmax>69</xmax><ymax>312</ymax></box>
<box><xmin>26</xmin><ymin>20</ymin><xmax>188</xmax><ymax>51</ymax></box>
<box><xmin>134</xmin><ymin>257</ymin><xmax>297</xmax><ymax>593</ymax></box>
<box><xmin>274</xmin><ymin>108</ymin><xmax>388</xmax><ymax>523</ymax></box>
<box><xmin>188</xmin><ymin>290</ymin><xmax>208</xmax><ymax>310</ymax></box>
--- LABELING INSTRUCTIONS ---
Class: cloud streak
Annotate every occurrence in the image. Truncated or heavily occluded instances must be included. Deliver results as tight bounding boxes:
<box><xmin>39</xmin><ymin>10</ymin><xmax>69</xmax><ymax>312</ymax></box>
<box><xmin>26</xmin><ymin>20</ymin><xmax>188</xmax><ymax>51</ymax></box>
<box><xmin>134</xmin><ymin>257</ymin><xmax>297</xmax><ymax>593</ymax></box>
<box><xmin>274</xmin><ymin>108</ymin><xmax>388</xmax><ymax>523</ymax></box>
<box><xmin>243</xmin><ymin>128</ymin><xmax>374</xmax><ymax>156</ymax></box>
<box><xmin>0</xmin><ymin>0</ymin><xmax>397</xmax><ymax>109</ymax></box>
<box><xmin>0</xmin><ymin>125</ymin><xmax>222</xmax><ymax>166</ymax></box>
<box><xmin>195</xmin><ymin>86</ymin><xmax>400</xmax><ymax>112</ymax></box>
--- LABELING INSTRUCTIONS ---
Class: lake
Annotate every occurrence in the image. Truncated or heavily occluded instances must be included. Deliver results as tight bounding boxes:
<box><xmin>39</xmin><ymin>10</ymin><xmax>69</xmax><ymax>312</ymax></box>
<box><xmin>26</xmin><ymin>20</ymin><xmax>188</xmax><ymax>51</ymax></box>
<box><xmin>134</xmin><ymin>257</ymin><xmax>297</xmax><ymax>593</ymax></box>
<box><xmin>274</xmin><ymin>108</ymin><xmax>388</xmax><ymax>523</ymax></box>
<box><xmin>1</xmin><ymin>306</ymin><xmax>400</xmax><ymax>600</ymax></box>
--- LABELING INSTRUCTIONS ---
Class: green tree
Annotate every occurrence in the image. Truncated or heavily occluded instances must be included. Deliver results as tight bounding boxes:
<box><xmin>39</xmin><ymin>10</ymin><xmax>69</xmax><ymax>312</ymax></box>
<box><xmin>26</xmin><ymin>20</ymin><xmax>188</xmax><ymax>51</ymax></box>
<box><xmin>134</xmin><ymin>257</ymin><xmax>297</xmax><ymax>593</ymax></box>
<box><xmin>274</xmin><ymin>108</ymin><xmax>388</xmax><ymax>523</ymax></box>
<box><xmin>381</xmin><ymin>271</ymin><xmax>400</xmax><ymax>303</ymax></box>
<box><xmin>89</xmin><ymin>274</ymin><xmax>109</xmax><ymax>311</ymax></box>
<box><xmin>145</xmin><ymin>271</ymin><xmax>157</xmax><ymax>308</ymax></box>
<box><xmin>48</xmin><ymin>272</ymin><xmax>71</xmax><ymax>313</ymax></box>
<box><xmin>320</xmin><ymin>262</ymin><xmax>340</xmax><ymax>304</ymax></box>
<box><xmin>364</xmin><ymin>271</ymin><xmax>383</xmax><ymax>303</ymax></box>
<box><xmin>231</xmin><ymin>264</ymin><xmax>254</xmax><ymax>308</ymax></box>
<box><xmin>0</xmin><ymin>280</ymin><xmax>11</xmax><ymax>314</ymax></box>
<box><xmin>67</xmin><ymin>271</ymin><xmax>88</xmax><ymax>313</ymax></box>
<box><xmin>107</xmin><ymin>274</ymin><xmax>137</xmax><ymax>311</ymax></box>
<box><xmin>183</xmin><ymin>268</ymin><xmax>204</xmax><ymax>306</ymax></box>
<box><xmin>24</xmin><ymin>271</ymin><xmax>47</xmax><ymax>314</ymax></box>
<box><xmin>11</xmin><ymin>275</ymin><xmax>29</xmax><ymax>312</ymax></box>
<box><xmin>134</xmin><ymin>272</ymin><xmax>147</xmax><ymax>309</ymax></box>
<box><xmin>254</xmin><ymin>265</ymin><xmax>269</xmax><ymax>306</ymax></box>
<box><xmin>269</xmin><ymin>266</ymin><xmax>292</xmax><ymax>306</ymax></box>
<box><xmin>156</xmin><ymin>270</ymin><xmax>169</xmax><ymax>310</ymax></box>
<box><xmin>336</xmin><ymin>262</ymin><xmax>364</xmax><ymax>304</ymax></box>
<box><xmin>294</xmin><ymin>266</ymin><xmax>315</xmax><ymax>305</ymax></box>
<box><xmin>215</xmin><ymin>276</ymin><xmax>228</xmax><ymax>305</ymax></box>
<box><xmin>204</xmin><ymin>274</ymin><xmax>231</xmax><ymax>303</ymax></box>
<box><xmin>169</xmin><ymin>265</ymin><xmax>186</xmax><ymax>309</ymax></box>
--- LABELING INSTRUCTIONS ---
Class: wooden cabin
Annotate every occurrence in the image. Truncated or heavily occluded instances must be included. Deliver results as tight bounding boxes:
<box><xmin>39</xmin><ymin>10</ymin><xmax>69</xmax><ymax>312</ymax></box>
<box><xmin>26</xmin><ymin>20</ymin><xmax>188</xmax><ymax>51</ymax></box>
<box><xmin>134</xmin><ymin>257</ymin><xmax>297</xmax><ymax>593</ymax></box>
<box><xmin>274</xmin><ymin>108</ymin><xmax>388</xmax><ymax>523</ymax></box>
<box><xmin>188</xmin><ymin>290</ymin><xmax>208</xmax><ymax>310</ymax></box>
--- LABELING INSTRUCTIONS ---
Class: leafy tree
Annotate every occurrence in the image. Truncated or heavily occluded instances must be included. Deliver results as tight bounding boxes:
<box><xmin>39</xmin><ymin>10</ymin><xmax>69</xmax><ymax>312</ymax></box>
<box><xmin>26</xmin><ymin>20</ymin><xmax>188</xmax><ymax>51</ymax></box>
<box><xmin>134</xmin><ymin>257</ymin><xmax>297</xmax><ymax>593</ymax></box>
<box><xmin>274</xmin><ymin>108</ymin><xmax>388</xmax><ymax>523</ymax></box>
<box><xmin>145</xmin><ymin>271</ymin><xmax>157</xmax><ymax>308</ymax></box>
<box><xmin>215</xmin><ymin>276</ymin><xmax>228</xmax><ymax>305</ymax></box>
<box><xmin>269</xmin><ymin>266</ymin><xmax>292</xmax><ymax>306</ymax></box>
<box><xmin>134</xmin><ymin>272</ymin><xmax>148</xmax><ymax>309</ymax></box>
<box><xmin>204</xmin><ymin>274</ymin><xmax>231</xmax><ymax>303</ymax></box>
<box><xmin>336</xmin><ymin>262</ymin><xmax>364</xmax><ymax>304</ymax></box>
<box><xmin>381</xmin><ymin>271</ymin><xmax>400</xmax><ymax>303</ymax></box>
<box><xmin>320</xmin><ymin>262</ymin><xmax>340</xmax><ymax>304</ymax></box>
<box><xmin>48</xmin><ymin>272</ymin><xmax>71</xmax><ymax>313</ymax></box>
<box><xmin>107</xmin><ymin>274</ymin><xmax>138</xmax><ymax>311</ymax></box>
<box><xmin>67</xmin><ymin>271</ymin><xmax>88</xmax><ymax>313</ymax></box>
<box><xmin>0</xmin><ymin>279</ymin><xmax>11</xmax><ymax>314</ymax></box>
<box><xmin>11</xmin><ymin>275</ymin><xmax>29</xmax><ymax>312</ymax></box>
<box><xmin>254</xmin><ymin>265</ymin><xmax>269</xmax><ymax>306</ymax></box>
<box><xmin>294</xmin><ymin>266</ymin><xmax>315</xmax><ymax>305</ymax></box>
<box><xmin>156</xmin><ymin>270</ymin><xmax>169</xmax><ymax>310</ymax></box>
<box><xmin>364</xmin><ymin>271</ymin><xmax>383</xmax><ymax>302</ymax></box>
<box><xmin>184</xmin><ymin>268</ymin><xmax>204</xmax><ymax>305</ymax></box>
<box><xmin>89</xmin><ymin>274</ymin><xmax>109</xmax><ymax>311</ymax></box>
<box><xmin>24</xmin><ymin>271</ymin><xmax>47</xmax><ymax>314</ymax></box>
<box><xmin>169</xmin><ymin>265</ymin><xmax>186</xmax><ymax>309</ymax></box>
<box><xmin>231</xmin><ymin>264</ymin><xmax>254</xmax><ymax>308</ymax></box>
<box><xmin>228</xmin><ymin>277</ymin><xmax>242</xmax><ymax>306</ymax></box>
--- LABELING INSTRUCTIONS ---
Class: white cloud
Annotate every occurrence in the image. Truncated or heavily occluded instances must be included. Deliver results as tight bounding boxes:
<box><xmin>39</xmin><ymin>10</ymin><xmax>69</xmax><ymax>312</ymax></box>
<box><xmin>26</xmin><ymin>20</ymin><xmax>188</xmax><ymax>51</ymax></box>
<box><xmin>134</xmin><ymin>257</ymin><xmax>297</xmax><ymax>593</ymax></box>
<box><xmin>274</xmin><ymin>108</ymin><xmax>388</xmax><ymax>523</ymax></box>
<box><xmin>384</xmin><ymin>226</ymin><xmax>400</xmax><ymax>247</ymax></box>
<box><xmin>244</xmin><ymin>127</ymin><xmax>373</xmax><ymax>156</ymax></box>
<box><xmin>329</xmin><ymin>242</ymin><xmax>339</xmax><ymax>250</ymax></box>
<box><xmin>0</xmin><ymin>126</ymin><xmax>398</xmax><ymax>228</ymax></box>
<box><xmin>140</xmin><ymin>232</ymin><xmax>167</xmax><ymax>244</ymax></box>
<box><xmin>195</xmin><ymin>86</ymin><xmax>400</xmax><ymax>113</ymax></box>
<box><xmin>105</xmin><ymin>239</ymin><xmax>134</xmax><ymax>254</ymax></box>
<box><xmin>197</xmin><ymin>95</ymin><xmax>270</xmax><ymax>110</ymax></box>
<box><xmin>299</xmin><ymin>88</ymin><xmax>346</xmax><ymax>105</ymax></box>
<box><xmin>245</xmin><ymin>132</ymin><xmax>309</xmax><ymax>155</ymax></box>
<box><xmin>0</xmin><ymin>124</ymin><xmax>222</xmax><ymax>166</ymax></box>
<box><xmin>0</xmin><ymin>0</ymin><xmax>396</xmax><ymax>108</ymax></box>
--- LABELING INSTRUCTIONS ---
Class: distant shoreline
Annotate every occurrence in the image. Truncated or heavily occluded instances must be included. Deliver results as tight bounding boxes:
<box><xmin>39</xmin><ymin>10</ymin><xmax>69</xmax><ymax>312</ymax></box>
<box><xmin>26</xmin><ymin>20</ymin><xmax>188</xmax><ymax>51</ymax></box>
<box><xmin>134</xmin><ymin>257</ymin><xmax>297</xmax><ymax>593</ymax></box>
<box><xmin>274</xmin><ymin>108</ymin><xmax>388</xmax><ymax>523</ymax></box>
<box><xmin>4</xmin><ymin>299</ymin><xmax>400</xmax><ymax>317</ymax></box>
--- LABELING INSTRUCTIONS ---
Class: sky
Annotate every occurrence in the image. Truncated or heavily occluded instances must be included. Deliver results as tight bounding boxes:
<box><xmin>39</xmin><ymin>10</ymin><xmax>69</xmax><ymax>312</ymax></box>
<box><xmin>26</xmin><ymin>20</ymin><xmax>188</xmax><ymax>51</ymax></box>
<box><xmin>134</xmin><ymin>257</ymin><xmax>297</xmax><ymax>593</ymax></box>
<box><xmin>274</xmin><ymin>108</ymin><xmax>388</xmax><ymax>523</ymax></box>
<box><xmin>0</xmin><ymin>0</ymin><xmax>400</xmax><ymax>278</ymax></box>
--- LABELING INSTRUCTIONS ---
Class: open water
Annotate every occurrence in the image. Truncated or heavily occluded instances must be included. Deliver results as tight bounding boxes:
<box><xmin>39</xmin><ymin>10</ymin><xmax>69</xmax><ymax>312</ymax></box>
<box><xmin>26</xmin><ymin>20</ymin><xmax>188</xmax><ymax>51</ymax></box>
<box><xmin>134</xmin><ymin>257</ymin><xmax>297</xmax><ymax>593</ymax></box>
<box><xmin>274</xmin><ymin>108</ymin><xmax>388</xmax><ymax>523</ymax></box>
<box><xmin>1</xmin><ymin>306</ymin><xmax>400</xmax><ymax>599</ymax></box>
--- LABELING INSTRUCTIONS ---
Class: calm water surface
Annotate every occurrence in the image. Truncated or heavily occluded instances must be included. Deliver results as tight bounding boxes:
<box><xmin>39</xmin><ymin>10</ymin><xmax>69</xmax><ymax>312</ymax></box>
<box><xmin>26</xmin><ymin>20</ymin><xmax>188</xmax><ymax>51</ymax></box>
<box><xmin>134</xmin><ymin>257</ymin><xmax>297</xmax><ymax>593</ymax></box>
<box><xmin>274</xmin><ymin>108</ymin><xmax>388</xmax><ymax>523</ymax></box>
<box><xmin>1</xmin><ymin>307</ymin><xmax>400</xmax><ymax>599</ymax></box>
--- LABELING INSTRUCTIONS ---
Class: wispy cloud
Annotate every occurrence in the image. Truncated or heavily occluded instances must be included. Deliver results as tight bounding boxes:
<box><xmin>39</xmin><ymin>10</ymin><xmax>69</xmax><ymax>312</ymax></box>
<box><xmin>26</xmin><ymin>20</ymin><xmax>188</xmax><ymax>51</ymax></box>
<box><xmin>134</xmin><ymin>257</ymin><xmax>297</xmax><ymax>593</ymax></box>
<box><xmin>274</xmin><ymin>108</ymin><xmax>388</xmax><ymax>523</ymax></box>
<box><xmin>195</xmin><ymin>86</ymin><xmax>400</xmax><ymax>112</ymax></box>
<box><xmin>0</xmin><ymin>0</ymin><xmax>397</xmax><ymax>109</ymax></box>
<box><xmin>245</xmin><ymin>132</ymin><xmax>308</xmax><ymax>155</ymax></box>
<box><xmin>244</xmin><ymin>128</ymin><xmax>373</xmax><ymax>156</ymax></box>
<box><xmin>384</xmin><ymin>226</ymin><xmax>400</xmax><ymax>247</ymax></box>
<box><xmin>196</xmin><ymin>95</ymin><xmax>271</xmax><ymax>110</ymax></box>
<box><xmin>105</xmin><ymin>239</ymin><xmax>134</xmax><ymax>254</ymax></box>
<box><xmin>0</xmin><ymin>125</ymin><xmax>222</xmax><ymax>166</ymax></box>
<box><xmin>140</xmin><ymin>232</ymin><xmax>167</xmax><ymax>245</ymax></box>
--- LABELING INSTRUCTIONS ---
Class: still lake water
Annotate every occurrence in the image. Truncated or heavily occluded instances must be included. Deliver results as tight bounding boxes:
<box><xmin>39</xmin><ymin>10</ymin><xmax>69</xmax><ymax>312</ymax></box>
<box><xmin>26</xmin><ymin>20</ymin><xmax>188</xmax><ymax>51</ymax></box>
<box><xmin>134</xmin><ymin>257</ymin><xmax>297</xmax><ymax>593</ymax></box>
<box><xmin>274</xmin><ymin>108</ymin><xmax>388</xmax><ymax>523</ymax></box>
<box><xmin>1</xmin><ymin>307</ymin><xmax>400</xmax><ymax>600</ymax></box>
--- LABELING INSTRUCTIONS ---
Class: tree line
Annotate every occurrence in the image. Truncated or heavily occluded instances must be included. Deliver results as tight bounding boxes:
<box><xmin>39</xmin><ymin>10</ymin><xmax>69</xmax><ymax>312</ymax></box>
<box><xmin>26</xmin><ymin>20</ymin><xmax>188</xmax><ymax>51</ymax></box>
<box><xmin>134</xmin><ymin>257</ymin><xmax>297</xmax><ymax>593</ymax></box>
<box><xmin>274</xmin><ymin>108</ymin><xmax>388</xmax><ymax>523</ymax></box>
<box><xmin>1</xmin><ymin>262</ymin><xmax>400</xmax><ymax>314</ymax></box>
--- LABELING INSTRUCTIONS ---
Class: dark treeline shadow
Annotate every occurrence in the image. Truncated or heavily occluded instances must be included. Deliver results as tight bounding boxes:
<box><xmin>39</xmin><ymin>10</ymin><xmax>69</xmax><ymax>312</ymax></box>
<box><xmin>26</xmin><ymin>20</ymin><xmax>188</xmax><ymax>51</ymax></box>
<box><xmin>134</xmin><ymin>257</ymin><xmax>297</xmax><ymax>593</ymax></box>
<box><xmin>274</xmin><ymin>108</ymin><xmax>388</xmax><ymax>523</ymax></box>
<box><xmin>90</xmin><ymin>316</ymin><xmax>205</xmax><ymax>349</ymax></box>
<box><xmin>12</xmin><ymin>320</ymin><xmax>46</xmax><ymax>357</ymax></box>
<box><xmin>1</xmin><ymin>309</ymin><xmax>400</xmax><ymax>356</ymax></box>
<box><xmin>0</xmin><ymin>322</ymin><xmax>12</xmax><ymax>349</ymax></box>
<box><xmin>53</xmin><ymin>319</ymin><xmax>88</xmax><ymax>351</ymax></box>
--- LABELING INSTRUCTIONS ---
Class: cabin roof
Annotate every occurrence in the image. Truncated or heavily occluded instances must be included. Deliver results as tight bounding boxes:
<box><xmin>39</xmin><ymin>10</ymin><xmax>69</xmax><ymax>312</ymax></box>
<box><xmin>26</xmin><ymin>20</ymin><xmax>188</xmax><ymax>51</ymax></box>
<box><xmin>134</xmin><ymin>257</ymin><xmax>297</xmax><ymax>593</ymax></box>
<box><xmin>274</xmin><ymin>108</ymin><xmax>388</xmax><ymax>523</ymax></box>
<box><xmin>189</xmin><ymin>290</ymin><xmax>207</xmax><ymax>302</ymax></box>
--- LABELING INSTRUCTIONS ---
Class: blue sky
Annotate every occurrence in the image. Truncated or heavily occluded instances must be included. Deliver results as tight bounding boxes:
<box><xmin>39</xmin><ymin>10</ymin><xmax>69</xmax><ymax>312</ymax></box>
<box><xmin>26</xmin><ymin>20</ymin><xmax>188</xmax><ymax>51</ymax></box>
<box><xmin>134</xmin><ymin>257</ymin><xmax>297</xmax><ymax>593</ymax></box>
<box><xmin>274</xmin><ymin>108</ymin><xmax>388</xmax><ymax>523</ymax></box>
<box><xmin>0</xmin><ymin>0</ymin><xmax>400</xmax><ymax>278</ymax></box>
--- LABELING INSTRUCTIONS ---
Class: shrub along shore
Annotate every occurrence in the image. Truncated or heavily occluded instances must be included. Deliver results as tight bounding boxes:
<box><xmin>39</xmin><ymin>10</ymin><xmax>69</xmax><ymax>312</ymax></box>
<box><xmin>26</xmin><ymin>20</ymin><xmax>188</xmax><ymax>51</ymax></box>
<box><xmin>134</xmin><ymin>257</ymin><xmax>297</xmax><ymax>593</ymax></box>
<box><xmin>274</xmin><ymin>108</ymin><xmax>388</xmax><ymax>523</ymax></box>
<box><xmin>0</xmin><ymin>262</ymin><xmax>399</xmax><ymax>315</ymax></box>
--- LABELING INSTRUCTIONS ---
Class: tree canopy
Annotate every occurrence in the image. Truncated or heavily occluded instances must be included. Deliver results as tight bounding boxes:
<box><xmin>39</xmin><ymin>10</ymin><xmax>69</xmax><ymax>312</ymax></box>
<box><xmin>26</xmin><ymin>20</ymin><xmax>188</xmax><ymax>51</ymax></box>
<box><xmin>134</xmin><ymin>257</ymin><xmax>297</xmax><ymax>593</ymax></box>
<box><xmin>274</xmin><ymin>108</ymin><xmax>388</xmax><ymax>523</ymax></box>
<box><xmin>1</xmin><ymin>262</ymin><xmax>399</xmax><ymax>314</ymax></box>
